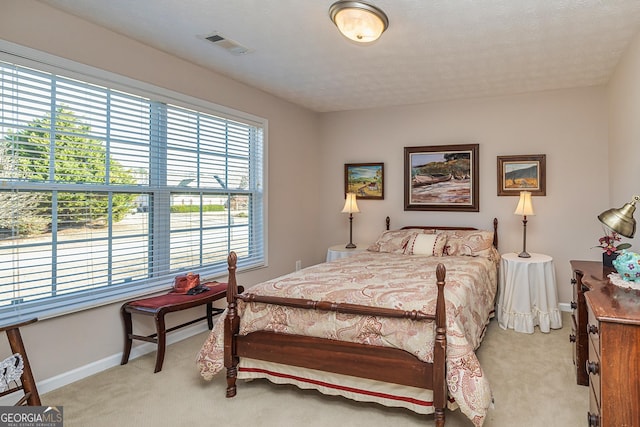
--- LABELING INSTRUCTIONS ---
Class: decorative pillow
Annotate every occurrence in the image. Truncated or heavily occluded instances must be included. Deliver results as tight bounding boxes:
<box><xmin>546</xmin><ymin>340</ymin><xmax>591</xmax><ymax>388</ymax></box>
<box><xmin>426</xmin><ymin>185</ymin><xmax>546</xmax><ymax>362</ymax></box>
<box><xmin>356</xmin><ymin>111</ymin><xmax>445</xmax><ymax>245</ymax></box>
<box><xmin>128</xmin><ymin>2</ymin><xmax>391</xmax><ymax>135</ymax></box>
<box><xmin>441</xmin><ymin>230</ymin><xmax>496</xmax><ymax>259</ymax></box>
<box><xmin>405</xmin><ymin>232</ymin><xmax>447</xmax><ymax>256</ymax></box>
<box><xmin>367</xmin><ymin>229</ymin><xmax>435</xmax><ymax>254</ymax></box>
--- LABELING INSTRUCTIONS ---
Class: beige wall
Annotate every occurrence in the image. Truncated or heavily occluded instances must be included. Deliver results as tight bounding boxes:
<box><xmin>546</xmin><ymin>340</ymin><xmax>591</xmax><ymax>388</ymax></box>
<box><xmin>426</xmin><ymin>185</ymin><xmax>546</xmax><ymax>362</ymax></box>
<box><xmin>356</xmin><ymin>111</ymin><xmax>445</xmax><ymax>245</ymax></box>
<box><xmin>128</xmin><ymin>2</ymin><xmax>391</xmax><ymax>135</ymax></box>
<box><xmin>319</xmin><ymin>87</ymin><xmax>610</xmax><ymax>305</ymax></box>
<box><xmin>0</xmin><ymin>0</ymin><xmax>322</xmax><ymax>388</ymax></box>
<box><xmin>608</xmin><ymin>30</ymin><xmax>640</xmax><ymax>252</ymax></box>
<box><xmin>2</xmin><ymin>0</ymin><xmax>638</xmax><ymax>395</ymax></box>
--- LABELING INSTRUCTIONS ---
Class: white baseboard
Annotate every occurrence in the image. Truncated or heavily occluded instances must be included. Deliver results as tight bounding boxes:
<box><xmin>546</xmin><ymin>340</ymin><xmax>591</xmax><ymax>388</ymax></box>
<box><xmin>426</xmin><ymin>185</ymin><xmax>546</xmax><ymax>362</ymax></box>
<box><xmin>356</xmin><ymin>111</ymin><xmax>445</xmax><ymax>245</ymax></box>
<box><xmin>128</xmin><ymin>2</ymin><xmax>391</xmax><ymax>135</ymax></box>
<box><xmin>558</xmin><ymin>302</ymin><xmax>572</xmax><ymax>312</ymax></box>
<box><xmin>37</xmin><ymin>322</ymin><xmax>210</xmax><ymax>396</ymax></box>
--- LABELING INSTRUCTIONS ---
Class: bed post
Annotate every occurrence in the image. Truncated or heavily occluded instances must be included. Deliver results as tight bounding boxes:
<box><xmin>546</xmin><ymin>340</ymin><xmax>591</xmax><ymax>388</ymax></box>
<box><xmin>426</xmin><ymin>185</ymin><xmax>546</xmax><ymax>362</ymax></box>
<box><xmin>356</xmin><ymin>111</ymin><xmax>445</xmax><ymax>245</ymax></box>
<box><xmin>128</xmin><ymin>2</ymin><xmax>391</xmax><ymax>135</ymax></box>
<box><xmin>224</xmin><ymin>251</ymin><xmax>240</xmax><ymax>398</ymax></box>
<box><xmin>433</xmin><ymin>263</ymin><xmax>447</xmax><ymax>427</ymax></box>
<box><xmin>492</xmin><ymin>217</ymin><xmax>498</xmax><ymax>249</ymax></box>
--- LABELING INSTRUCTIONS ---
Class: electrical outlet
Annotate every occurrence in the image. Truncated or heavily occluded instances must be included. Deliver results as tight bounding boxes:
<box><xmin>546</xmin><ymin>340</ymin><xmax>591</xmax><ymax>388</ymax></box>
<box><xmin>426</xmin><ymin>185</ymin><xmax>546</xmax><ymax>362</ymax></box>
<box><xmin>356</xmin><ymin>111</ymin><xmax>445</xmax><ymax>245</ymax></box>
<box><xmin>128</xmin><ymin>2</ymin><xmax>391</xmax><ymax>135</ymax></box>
<box><xmin>295</xmin><ymin>260</ymin><xmax>302</xmax><ymax>271</ymax></box>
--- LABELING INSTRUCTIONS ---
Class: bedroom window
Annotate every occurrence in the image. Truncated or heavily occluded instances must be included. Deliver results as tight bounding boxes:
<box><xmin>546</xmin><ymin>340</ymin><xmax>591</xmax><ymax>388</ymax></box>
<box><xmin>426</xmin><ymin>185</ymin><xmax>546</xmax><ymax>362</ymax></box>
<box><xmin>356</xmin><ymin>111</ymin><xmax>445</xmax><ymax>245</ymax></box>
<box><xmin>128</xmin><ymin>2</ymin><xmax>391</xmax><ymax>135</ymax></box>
<box><xmin>0</xmin><ymin>47</ymin><xmax>266</xmax><ymax>322</ymax></box>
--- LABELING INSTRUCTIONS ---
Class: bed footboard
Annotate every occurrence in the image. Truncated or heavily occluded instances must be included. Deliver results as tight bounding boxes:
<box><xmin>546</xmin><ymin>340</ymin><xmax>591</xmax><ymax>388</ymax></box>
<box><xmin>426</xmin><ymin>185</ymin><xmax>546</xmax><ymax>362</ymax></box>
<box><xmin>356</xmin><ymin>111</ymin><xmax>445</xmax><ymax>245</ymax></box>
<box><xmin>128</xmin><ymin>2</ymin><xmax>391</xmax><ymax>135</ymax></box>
<box><xmin>223</xmin><ymin>252</ymin><xmax>448</xmax><ymax>426</ymax></box>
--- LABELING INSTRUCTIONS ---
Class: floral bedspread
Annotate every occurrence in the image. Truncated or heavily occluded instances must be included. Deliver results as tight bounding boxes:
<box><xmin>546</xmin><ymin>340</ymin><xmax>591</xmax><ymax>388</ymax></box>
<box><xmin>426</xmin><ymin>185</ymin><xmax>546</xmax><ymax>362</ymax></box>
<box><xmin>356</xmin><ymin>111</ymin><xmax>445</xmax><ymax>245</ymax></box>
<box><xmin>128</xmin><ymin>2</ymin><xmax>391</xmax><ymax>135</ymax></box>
<box><xmin>197</xmin><ymin>252</ymin><xmax>497</xmax><ymax>426</ymax></box>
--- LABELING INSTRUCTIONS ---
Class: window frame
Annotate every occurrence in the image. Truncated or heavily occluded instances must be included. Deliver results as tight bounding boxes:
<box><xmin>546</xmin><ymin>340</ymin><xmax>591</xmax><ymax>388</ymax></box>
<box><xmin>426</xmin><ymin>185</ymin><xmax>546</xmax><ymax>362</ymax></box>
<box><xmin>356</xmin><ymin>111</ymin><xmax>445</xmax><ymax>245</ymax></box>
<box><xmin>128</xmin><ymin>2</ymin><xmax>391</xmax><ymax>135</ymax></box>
<box><xmin>0</xmin><ymin>40</ymin><xmax>268</xmax><ymax>322</ymax></box>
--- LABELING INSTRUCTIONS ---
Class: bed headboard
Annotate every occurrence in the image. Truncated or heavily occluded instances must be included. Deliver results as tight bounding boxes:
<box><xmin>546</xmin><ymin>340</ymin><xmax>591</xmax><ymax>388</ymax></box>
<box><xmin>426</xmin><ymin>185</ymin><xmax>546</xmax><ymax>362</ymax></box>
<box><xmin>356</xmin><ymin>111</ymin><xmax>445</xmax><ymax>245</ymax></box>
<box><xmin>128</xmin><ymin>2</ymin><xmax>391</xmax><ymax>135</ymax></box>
<box><xmin>386</xmin><ymin>216</ymin><xmax>499</xmax><ymax>249</ymax></box>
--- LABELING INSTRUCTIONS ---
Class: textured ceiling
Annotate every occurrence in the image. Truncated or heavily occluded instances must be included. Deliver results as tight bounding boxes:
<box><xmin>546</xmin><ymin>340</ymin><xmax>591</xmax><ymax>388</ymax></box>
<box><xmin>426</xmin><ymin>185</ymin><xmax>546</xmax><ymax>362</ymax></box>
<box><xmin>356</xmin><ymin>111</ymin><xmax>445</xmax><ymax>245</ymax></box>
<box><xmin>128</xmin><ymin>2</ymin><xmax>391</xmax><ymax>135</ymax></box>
<box><xmin>39</xmin><ymin>0</ymin><xmax>640</xmax><ymax>112</ymax></box>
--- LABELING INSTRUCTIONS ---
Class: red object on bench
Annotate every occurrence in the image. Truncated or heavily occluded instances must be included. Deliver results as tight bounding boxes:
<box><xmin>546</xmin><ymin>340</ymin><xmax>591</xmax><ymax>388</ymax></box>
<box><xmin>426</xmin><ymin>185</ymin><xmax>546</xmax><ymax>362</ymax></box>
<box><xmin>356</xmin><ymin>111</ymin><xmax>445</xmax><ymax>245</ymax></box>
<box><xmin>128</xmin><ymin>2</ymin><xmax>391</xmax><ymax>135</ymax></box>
<box><xmin>120</xmin><ymin>281</ymin><xmax>242</xmax><ymax>373</ymax></box>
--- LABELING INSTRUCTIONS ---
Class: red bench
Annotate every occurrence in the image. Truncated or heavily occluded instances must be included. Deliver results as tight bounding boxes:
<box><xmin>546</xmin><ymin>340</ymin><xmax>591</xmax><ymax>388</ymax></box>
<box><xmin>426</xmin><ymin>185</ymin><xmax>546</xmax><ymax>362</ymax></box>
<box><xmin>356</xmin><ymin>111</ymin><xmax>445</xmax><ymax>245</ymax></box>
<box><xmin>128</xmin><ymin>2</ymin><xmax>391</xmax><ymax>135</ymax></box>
<box><xmin>120</xmin><ymin>282</ymin><xmax>242</xmax><ymax>373</ymax></box>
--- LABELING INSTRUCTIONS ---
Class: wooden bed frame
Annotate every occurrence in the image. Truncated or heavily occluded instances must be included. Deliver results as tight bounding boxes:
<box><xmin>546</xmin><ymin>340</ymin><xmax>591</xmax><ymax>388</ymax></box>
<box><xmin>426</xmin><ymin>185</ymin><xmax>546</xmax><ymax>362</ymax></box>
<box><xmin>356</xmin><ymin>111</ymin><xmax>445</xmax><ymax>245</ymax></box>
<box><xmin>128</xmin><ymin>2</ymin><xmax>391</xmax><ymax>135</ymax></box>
<box><xmin>223</xmin><ymin>218</ymin><xmax>498</xmax><ymax>427</ymax></box>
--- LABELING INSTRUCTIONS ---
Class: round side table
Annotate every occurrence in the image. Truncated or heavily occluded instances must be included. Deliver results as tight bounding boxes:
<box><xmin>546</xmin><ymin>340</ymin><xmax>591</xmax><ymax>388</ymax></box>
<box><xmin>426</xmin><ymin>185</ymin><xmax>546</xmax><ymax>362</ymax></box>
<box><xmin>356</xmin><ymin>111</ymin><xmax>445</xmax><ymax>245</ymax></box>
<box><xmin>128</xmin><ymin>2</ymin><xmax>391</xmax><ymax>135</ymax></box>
<box><xmin>497</xmin><ymin>252</ymin><xmax>563</xmax><ymax>333</ymax></box>
<box><xmin>326</xmin><ymin>244</ymin><xmax>367</xmax><ymax>262</ymax></box>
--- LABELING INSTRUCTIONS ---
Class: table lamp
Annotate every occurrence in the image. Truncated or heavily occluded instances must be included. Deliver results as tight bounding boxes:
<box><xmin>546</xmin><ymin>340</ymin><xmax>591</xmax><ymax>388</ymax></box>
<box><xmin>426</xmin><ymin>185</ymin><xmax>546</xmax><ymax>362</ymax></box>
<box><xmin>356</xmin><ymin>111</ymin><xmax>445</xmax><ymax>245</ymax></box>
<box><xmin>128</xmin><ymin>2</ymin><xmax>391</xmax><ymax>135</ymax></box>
<box><xmin>514</xmin><ymin>191</ymin><xmax>535</xmax><ymax>258</ymax></box>
<box><xmin>341</xmin><ymin>193</ymin><xmax>360</xmax><ymax>248</ymax></box>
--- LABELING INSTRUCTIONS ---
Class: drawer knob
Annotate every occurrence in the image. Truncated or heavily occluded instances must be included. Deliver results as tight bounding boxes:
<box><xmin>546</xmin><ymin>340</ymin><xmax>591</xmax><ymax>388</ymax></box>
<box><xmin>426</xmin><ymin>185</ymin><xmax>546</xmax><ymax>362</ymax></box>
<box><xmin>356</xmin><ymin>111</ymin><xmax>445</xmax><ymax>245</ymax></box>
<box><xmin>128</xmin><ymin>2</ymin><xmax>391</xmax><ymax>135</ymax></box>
<box><xmin>569</xmin><ymin>334</ymin><xmax>576</xmax><ymax>343</ymax></box>
<box><xmin>586</xmin><ymin>360</ymin><xmax>600</xmax><ymax>375</ymax></box>
<box><xmin>570</xmin><ymin>301</ymin><xmax>577</xmax><ymax>310</ymax></box>
<box><xmin>571</xmin><ymin>278</ymin><xmax>577</xmax><ymax>284</ymax></box>
<box><xmin>587</xmin><ymin>324</ymin><xmax>599</xmax><ymax>335</ymax></box>
<box><xmin>587</xmin><ymin>412</ymin><xmax>600</xmax><ymax>427</ymax></box>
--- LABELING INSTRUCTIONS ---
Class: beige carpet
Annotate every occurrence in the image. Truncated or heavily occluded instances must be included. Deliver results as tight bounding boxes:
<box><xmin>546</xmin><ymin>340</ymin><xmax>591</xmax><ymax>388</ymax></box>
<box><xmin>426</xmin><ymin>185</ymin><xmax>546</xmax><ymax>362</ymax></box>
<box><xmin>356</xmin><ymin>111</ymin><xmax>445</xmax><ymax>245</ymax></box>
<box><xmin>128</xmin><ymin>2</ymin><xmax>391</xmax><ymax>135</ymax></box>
<box><xmin>43</xmin><ymin>312</ymin><xmax>587</xmax><ymax>426</ymax></box>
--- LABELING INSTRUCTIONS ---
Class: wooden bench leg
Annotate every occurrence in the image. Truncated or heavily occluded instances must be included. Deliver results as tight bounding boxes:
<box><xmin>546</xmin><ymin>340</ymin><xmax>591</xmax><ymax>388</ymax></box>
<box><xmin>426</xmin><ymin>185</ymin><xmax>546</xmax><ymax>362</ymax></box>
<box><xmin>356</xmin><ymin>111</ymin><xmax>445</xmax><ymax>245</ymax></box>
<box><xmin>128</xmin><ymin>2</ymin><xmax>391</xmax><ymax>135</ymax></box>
<box><xmin>120</xmin><ymin>304</ymin><xmax>133</xmax><ymax>366</ymax></box>
<box><xmin>207</xmin><ymin>302</ymin><xmax>214</xmax><ymax>329</ymax></box>
<box><xmin>153</xmin><ymin>312</ymin><xmax>167</xmax><ymax>373</ymax></box>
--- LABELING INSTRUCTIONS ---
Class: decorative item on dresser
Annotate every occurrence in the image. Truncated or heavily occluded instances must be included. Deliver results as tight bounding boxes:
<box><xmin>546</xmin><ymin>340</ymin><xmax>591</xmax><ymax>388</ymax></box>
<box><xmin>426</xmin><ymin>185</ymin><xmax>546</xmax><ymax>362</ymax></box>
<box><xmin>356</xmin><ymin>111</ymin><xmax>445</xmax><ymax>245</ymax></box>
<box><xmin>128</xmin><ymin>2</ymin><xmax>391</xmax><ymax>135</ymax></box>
<box><xmin>593</xmin><ymin>230</ymin><xmax>632</xmax><ymax>268</ymax></box>
<box><xmin>569</xmin><ymin>260</ymin><xmax>640</xmax><ymax>426</ymax></box>
<box><xmin>612</xmin><ymin>250</ymin><xmax>640</xmax><ymax>283</ymax></box>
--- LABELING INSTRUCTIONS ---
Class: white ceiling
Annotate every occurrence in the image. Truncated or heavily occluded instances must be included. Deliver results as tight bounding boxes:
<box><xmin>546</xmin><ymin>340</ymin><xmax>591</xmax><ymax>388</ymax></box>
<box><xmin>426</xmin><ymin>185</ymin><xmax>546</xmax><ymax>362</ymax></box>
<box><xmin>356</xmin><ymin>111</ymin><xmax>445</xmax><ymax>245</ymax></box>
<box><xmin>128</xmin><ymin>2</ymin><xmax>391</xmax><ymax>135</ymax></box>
<box><xmin>39</xmin><ymin>0</ymin><xmax>640</xmax><ymax>113</ymax></box>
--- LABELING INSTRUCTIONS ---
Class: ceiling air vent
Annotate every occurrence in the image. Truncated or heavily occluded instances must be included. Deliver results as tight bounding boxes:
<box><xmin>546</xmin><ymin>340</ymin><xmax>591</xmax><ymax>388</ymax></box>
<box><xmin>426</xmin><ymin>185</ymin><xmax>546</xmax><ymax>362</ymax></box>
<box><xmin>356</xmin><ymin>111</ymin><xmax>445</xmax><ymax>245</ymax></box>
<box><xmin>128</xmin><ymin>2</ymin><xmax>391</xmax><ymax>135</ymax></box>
<box><xmin>202</xmin><ymin>32</ymin><xmax>251</xmax><ymax>56</ymax></box>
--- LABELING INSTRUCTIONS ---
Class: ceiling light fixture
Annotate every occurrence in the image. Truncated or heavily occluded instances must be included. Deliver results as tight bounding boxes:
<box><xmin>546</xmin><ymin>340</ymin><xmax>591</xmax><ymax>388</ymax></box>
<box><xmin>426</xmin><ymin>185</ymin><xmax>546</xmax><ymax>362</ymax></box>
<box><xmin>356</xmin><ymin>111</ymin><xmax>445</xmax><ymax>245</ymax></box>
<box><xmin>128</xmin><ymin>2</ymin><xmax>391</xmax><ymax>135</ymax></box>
<box><xmin>329</xmin><ymin>1</ymin><xmax>389</xmax><ymax>44</ymax></box>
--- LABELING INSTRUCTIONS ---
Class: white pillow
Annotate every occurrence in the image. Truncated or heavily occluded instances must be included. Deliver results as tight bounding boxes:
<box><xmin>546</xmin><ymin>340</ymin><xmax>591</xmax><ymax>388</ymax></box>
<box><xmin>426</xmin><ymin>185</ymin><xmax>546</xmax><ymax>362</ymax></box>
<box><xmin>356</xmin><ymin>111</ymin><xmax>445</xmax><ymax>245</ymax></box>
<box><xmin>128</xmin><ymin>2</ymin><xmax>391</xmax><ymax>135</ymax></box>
<box><xmin>411</xmin><ymin>233</ymin><xmax>438</xmax><ymax>256</ymax></box>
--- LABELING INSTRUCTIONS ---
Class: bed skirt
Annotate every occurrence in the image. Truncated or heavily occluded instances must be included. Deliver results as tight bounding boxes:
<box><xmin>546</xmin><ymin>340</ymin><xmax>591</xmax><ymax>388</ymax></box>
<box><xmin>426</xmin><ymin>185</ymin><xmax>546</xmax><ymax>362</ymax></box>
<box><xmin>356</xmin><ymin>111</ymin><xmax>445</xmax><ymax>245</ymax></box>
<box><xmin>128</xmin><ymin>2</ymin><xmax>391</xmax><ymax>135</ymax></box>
<box><xmin>237</xmin><ymin>358</ymin><xmax>458</xmax><ymax>415</ymax></box>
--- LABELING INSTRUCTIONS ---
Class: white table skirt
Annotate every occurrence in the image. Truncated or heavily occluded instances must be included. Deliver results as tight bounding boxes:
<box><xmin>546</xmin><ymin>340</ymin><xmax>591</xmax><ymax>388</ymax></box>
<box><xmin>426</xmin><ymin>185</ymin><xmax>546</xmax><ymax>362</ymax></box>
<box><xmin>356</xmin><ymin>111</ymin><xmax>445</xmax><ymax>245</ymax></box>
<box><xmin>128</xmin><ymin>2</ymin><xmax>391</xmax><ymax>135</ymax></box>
<box><xmin>326</xmin><ymin>244</ymin><xmax>367</xmax><ymax>262</ymax></box>
<box><xmin>497</xmin><ymin>252</ymin><xmax>563</xmax><ymax>333</ymax></box>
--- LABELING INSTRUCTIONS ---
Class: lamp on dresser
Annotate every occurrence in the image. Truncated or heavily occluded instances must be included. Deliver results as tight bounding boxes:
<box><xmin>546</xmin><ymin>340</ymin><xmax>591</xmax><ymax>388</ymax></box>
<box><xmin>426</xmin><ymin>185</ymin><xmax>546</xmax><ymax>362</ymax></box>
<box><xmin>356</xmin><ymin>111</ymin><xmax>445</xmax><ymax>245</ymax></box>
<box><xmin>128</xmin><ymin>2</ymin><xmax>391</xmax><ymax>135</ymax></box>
<box><xmin>341</xmin><ymin>193</ymin><xmax>360</xmax><ymax>248</ymax></box>
<box><xmin>597</xmin><ymin>195</ymin><xmax>639</xmax><ymax>238</ymax></box>
<box><xmin>514</xmin><ymin>191</ymin><xmax>535</xmax><ymax>258</ymax></box>
<box><xmin>597</xmin><ymin>195</ymin><xmax>638</xmax><ymax>272</ymax></box>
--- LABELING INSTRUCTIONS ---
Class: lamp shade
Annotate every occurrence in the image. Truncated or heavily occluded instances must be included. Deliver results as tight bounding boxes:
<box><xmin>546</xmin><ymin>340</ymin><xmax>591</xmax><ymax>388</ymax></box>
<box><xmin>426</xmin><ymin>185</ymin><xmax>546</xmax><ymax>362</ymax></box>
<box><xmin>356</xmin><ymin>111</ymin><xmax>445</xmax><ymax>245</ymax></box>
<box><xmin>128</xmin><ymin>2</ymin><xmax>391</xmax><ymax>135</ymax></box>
<box><xmin>341</xmin><ymin>193</ymin><xmax>360</xmax><ymax>214</ymax></box>
<box><xmin>598</xmin><ymin>195</ymin><xmax>639</xmax><ymax>238</ymax></box>
<box><xmin>329</xmin><ymin>1</ymin><xmax>389</xmax><ymax>43</ymax></box>
<box><xmin>514</xmin><ymin>191</ymin><xmax>535</xmax><ymax>216</ymax></box>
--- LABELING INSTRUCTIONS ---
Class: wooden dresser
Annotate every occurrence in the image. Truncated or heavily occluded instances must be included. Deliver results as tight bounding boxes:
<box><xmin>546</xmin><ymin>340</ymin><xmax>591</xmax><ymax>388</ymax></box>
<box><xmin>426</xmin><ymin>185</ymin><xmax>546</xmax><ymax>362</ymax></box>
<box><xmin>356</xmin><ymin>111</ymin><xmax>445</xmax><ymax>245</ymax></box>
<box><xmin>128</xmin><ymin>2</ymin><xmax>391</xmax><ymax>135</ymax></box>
<box><xmin>569</xmin><ymin>260</ymin><xmax>640</xmax><ymax>426</ymax></box>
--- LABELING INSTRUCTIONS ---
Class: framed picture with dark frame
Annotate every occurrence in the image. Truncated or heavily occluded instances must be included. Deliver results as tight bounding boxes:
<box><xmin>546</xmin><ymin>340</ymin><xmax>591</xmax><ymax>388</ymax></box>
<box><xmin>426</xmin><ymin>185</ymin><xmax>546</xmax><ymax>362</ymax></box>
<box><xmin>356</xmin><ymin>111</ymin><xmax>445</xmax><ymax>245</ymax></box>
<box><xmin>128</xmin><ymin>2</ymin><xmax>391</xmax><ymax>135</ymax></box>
<box><xmin>344</xmin><ymin>163</ymin><xmax>384</xmax><ymax>199</ymax></box>
<box><xmin>404</xmin><ymin>144</ymin><xmax>479</xmax><ymax>212</ymax></box>
<box><xmin>497</xmin><ymin>154</ymin><xmax>546</xmax><ymax>196</ymax></box>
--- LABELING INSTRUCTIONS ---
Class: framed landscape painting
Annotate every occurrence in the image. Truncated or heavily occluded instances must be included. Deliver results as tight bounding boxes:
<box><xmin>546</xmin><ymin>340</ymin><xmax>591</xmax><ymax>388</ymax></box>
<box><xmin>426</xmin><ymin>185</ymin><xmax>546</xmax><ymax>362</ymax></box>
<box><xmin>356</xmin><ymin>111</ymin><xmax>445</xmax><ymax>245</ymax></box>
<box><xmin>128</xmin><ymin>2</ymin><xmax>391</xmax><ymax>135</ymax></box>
<box><xmin>404</xmin><ymin>144</ymin><xmax>479</xmax><ymax>212</ymax></box>
<box><xmin>497</xmin><ymin>154</ymin><xmax>546</xmax><ymax>196</ymax></box>
<box><xmin>344</xmin><ymin>163</ymin><xmax>384</xmax><ymax>199</ymax></box>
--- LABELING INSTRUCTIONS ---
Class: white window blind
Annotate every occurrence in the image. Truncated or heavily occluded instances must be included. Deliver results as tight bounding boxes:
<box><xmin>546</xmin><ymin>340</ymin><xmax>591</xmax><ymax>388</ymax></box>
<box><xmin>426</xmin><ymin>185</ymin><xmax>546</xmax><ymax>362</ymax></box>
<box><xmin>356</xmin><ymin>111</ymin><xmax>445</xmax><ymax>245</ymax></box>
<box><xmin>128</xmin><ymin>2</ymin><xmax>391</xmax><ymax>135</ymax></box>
<box><xmin>0</xmin><ymin>50</ymin><xmax>266</xmax><ymax>322</ymax></box>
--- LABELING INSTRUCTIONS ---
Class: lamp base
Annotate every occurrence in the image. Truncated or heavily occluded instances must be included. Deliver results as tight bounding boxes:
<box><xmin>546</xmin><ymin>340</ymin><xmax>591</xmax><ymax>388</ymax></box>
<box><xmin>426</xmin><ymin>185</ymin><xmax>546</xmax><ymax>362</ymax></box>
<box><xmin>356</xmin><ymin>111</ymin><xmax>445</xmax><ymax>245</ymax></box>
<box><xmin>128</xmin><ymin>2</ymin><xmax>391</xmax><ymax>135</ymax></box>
<box><xmin>518</xmin><ymin>251</ymin><xmax>531</xmax><ymax>258</ymax></box>
<box><xmin>345</xmin><ymin>242</ymin><xmax>356</xmax><ymax>249</ymax></box>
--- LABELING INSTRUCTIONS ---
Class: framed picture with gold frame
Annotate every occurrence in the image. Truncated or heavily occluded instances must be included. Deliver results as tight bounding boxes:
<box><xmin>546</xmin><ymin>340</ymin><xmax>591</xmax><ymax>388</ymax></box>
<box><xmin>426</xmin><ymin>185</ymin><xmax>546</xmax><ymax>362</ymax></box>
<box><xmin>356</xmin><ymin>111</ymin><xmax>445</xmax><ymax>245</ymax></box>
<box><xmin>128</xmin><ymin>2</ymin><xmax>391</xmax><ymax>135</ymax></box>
<box><xmin>344</xmin><ymin>163</ymin><xmax>384</xmax><ymax>199</ymax></box>
<box><xmin>497</xmin><ymin>154</ymin><xmax>546</xmax><ymax>196</ymax></box>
